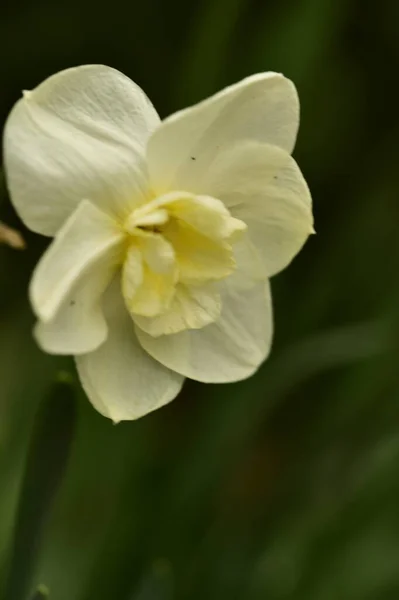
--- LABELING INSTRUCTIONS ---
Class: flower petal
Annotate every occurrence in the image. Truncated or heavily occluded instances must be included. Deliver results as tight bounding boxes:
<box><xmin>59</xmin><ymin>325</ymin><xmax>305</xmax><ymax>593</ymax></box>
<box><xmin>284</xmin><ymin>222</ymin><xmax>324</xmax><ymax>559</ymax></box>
<box><xmin>139</xmin><ymin>231</ymin><xmax>176</xmax><ymax>274</ymax></box>
<box><xmin>147</xmin><ymin>72</ymin><xmax>298</xmax><ymax>193</ymax></box>
<box><xmin>34</xmin><ymin>253</ymin><xmax>117</xmax><ymax>355</ymax></box>
<box><xmin>182</xmin><ymin>140</ymin><xmax>313</xmax><ymax>277</ymax></box>
<box><xmin>163</xmin><ymin>218</ymin><xmax>235</xmax><ymax>284</ymax></box>
<box><xmin>121</xmin><ymin>244</ymin><xmax>144</xmax><ymax>306</ymax></box>
<box><xmin>224</xmin><ymin>146</ymin><xmax>313</xmax><ymax>277</ymax></box>
<box><xmin>231</xmin><ymin>237</ymin><xmax>266</xmax><ymax>289</ymax></box>
<box><xmin>163</xmin><ymin>193</ymin><xmax>246</xmax><ymax>241</ymax></box>
<box><xmin>76</xmin><ymin>279</ymin><xmax>184</xmax><ymax>422</ymax></box>
<box><xmin>133</xmin><ymin>283</ymin><xmax>221</xmax><ymax>337</ymax></box>
<box><xmin>30</xmin><ymin>200</ymin><xmax>125</xmax><ymax>323</ymax></box>
<box><xmin>123</xmin><ymin>235</ymin><xmax>177</xmax><ymax>318</ymax></box>
<box><xmin>187</xmin><ymin>139</ymin><xmax>286</xmax><ymax>202</ymax></box>
<box><xmin>4</xmin><ymin>65</ymin><xmax>160</xmax><ymax>235</ymax></box>
<box><xmin>136</xmin><ymin>280</ymin><xmax>272</xmax><ymax>383</ymax></box>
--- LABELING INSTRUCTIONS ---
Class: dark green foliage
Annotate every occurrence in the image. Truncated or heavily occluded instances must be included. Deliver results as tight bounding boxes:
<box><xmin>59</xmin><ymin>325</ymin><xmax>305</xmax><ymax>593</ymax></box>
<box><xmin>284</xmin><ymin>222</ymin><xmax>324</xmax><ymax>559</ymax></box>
<box><xmin>3</xmin><ymin>380</ymin><xmax>76</xmax><ymax>600</ymax></box>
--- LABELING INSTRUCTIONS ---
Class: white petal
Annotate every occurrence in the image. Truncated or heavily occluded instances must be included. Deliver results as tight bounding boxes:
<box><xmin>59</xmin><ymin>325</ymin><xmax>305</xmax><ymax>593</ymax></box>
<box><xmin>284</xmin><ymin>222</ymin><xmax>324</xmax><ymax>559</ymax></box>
<box><xmin>226</xmin><ymin>148</ymin><xmax>313</xmax><ymax>277</ymax></box>
<box><xmin>76</xmin><ymin>279</ymin><xmax>184</xmax><ymax>422</ymax></box>
<box><xmin>188</xmin><ymin>139</ymin><xmax>286</xmax><ymax>202</ymax></box>
<box><xmin>136</xmin><ymin>280</ymin><xmax>273</xmax><ymax>383</ymax></box>
<box><xmin>183</xmin><ymin>140</ymin><xmax>313</xmax><ymax>277</ymax></box>
<box><xmin>231</xmin><ymin>237</ymin><xmax>266</xmax><ymax>289</ymax></box>
<box><xmin>147</xmin><ymin>72</ymin><xmax>298</xmax><ymax>193</ymax></box>
<box><xmin>30</xmin><ymin>200</ymin><xmax>125</xmax><ymax>322</ymax></box>
<box><xmin>4</xmin><ymin>65</ymin><xmax>160</xmax><ymax>235</ymax></box>
<box><xmin>133</xmin><ymin>283</ymin><xmax>221</xmax><ymax>337</ymax></box>
<box><xmin>34</xmin><ymin>253</ymin><xmax>117</xmax><ymax>355</ymax></box>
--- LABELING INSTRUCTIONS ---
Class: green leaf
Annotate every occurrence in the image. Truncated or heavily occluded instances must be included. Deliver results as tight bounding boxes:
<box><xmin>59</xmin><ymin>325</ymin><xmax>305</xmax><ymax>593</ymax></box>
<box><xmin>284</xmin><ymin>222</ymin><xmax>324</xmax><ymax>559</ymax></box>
<box><xmin>3</xmin><ymin>377</ymin><xmax>77</xmax><ymax>600</ymax></box>
<box><xmin>29</xmin><ymin>585</ymin><xmax>49</xmax><ymax>600</ymax></box>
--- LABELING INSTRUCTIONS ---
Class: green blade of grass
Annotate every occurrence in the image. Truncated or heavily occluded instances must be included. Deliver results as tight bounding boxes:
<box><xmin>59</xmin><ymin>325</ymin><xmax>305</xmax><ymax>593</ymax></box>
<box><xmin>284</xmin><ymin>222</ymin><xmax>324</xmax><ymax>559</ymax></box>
<box><xmin>3</xmin><ymin>377</ymin><xmax>76</xmax><ymax>600</ymax></box>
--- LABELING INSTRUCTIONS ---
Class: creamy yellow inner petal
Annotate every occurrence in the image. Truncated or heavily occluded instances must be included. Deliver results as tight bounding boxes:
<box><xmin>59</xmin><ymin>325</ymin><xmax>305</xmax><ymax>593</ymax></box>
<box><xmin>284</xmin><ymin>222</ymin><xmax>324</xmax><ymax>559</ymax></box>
<box><xmin>121</xmin><ymin>244</ymin><xmax>143</xmax><ymax>302</ymax></box>
<box><xmin>163</xmin><ymin>218</ymin><xmax>235</xmax><ymax>283</ymax></box>
<box><xmin>122</xmin><ymin>234</ymin><xmax>177</xmax><ymax>317</ymax></box>
<box><xmin>165</xmin><ymin>194</ymin><xmax>246</xmax><ymax>241</ymax></box>
<box><xmin>120</xmin><ymin>190</ymin><xmax>248</xmax><ymax>335</ymax></box>
<box><xmin>129</xmin><ymin>263</ymin><xmax>177</xmax><ymax>317</ymax></box>
<box><xmin>133</xmin><ymin>283</ymin><xmax>222</xmax><ymax>337</ymax></box>
<box><xmin>138</xmin><ymin>230</ymin><xmax>175</xmax><ymax>274</ymax></box>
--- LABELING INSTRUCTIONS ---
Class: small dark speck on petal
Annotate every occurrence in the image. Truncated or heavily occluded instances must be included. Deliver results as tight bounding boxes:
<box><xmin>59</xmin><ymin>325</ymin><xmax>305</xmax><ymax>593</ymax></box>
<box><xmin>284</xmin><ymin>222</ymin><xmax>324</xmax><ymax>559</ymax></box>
<box><xmin>70</xmin><ymin>300</ymin><xmax>76</xmax><ymax>306</ymax></box>
<box><xmin>191</xmin><ymin>156</ymin><xmax>196</xmax><ymax>161</ymax></box>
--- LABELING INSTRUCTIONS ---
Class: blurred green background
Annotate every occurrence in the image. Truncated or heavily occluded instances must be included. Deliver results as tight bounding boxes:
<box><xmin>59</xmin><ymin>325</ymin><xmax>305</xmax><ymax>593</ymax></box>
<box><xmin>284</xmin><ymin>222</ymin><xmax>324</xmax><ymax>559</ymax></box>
<box><xmin>2</xmin><ymin>0</ymin><xmax>399</xmax><ymax>598</ymax></box>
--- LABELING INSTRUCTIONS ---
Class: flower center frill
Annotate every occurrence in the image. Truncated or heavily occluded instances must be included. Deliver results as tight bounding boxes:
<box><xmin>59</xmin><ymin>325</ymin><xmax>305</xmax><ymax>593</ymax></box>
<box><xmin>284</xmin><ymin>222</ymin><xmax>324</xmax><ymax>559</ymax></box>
<box><xmin>121</xmin><ymin>191</ymin><xmax>246</xmax><ymax>337</ymax></box>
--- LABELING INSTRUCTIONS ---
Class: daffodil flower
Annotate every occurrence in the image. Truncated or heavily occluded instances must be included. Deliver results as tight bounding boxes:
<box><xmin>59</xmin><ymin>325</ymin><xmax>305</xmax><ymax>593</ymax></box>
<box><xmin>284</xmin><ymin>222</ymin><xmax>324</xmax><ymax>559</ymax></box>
<box><xmin>3</xmin><ymin>65</ymin><xmax>313</xmax><ymax>421</ymax></box>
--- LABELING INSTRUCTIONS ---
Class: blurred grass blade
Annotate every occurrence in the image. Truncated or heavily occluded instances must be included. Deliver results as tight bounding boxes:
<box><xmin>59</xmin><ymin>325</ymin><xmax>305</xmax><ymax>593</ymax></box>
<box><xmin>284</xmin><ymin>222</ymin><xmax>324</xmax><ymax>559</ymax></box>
<box><xmin>29</xmin><ymin>585</ymin><xmax>49</xmax><ymax>600</ymax></box>
<box><xmin>174</xmin><ymin>0</ymin><xmax>247</xmax><ymax>106</ymax></box>
<box><xmin>4</xmin><ymin>377</ymin><xmax>77</xmax><ymax>600</ymax></box>
<box><xmin>131</xmin><ymin>560</ymin><xmax>173</xmax><ymax>600</ymax></box>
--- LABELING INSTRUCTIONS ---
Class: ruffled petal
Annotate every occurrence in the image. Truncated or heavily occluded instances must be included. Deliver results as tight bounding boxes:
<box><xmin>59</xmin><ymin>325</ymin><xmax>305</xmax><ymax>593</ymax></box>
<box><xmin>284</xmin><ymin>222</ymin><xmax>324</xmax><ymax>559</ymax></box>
<box><xmin>4</xmin><ymin>65</ymin><xmax>159</xmax><ymax>235</ymax></box>
<box><xmin>136</xmin><ymin>280</ymin><xmax>272</xmax><ymax>383</ymax></box>
<box><xmin>133</xmin><ymin>283</ymin><xmax>221</xmax><ymax>337</ymax></box>
<box><xmin>121</xmin><ymin>244</ymin><xmax>144</xmax><ymax>307</ymax></box>
<box><xmin>163</xmin><ymin>193</ymin><xmax>246</xmax><ymax>241</ymax></box>
<box><xmin>224</xmin><ymin>146</ymin><xmax>313</xmax><ymax>277</ymax></box>
<box><xmin>34</xmin><ymin>252</ymin><xmax>118</xmax><ymax>355</ymax></box>
<box><xmin>163</xmin><ymin>218</ymin><xmax>235</xmax><ymax>284</ymax></box>
<box><xmin>30</xmin><ymin>200</ymin><xmax>125</xmax><ymax>323</ymax></box>
<box><xmin>180</xmin><ymin>140</ymin><xmax>313</xmax><ymax>277</ymax></box>
<box><xmin>147</xmin><ymin>72</ymin><xmax>298</xmax><ymax>194</ymax></box>
<box><xmin>123</xmin><ymin>235</ymin><xmax>177</xmax><ymax>317</ymax></box>
<box><xmin>76</xmin><ymin>279</ymin><xmax>184</xmax><ymax>422</ymax></box>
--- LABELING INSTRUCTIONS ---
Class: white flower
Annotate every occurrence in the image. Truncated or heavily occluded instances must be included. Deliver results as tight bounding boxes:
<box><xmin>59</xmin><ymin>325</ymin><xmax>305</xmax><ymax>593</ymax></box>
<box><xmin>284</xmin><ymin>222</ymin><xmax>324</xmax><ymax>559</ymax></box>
<box><xmin>3</xmin><ymin>65</ymin><xmax>313</xmax><ymax>421</ymax></box>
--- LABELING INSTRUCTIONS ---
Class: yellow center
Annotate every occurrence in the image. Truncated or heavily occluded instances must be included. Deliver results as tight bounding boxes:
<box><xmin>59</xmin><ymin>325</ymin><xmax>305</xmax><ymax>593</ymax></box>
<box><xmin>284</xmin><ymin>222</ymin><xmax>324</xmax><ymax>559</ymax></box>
<box><xmin>121</xmin><ymin>191</ymin><xmax>246</xmax><ymax>337</ymax></box>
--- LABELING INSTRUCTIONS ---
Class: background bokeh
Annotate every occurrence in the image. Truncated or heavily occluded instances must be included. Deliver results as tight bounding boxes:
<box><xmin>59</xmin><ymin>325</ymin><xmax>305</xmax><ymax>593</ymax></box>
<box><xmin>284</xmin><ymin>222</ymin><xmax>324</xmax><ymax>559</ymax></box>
<box><xmin>2</xmin><ymin>0</ymin><xmax>399</xmax><ymax>598</ymax></box>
